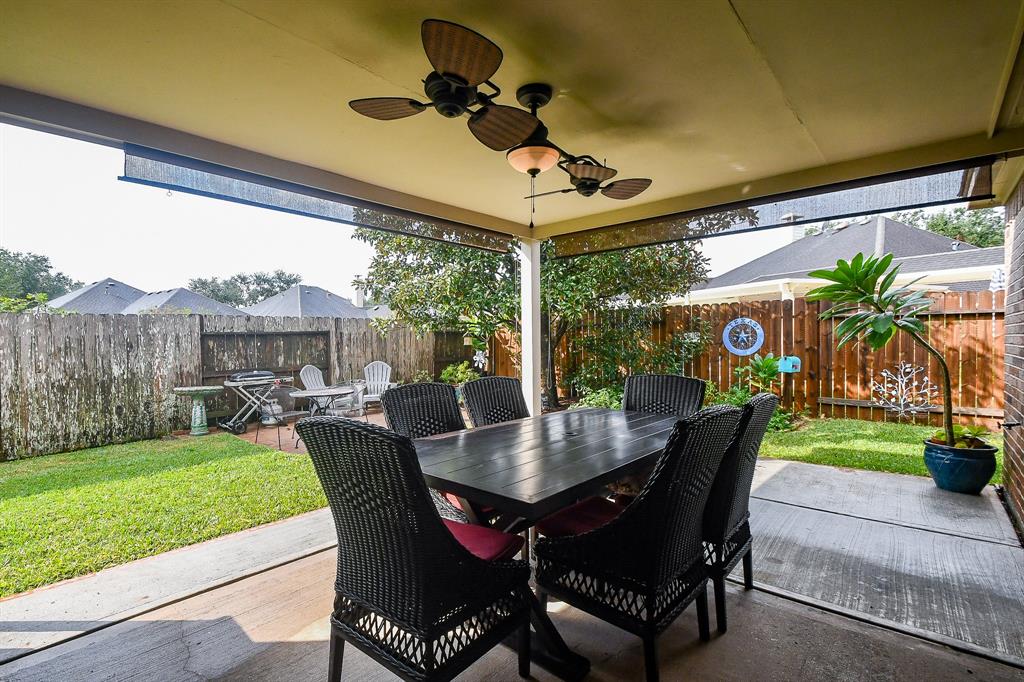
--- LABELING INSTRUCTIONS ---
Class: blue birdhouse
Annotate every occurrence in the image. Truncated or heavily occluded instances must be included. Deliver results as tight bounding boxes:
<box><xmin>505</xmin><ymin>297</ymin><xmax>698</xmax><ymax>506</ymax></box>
<box><xmin>779</xmin><ymin>355</ymin><xmax>802</xmax><ymax>373</ymax></box>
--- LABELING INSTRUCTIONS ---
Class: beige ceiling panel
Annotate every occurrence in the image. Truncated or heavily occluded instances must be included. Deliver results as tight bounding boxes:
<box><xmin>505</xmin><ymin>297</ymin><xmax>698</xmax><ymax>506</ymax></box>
<box><xmin>731</xmin><ymin>0</ymin><xmax>1022</xmax><ymax>160</ymax></box>
<box><xmin>2</xmin><ymin>0</ymin><xmax>1023</xmax><ymax>234</ymax></box>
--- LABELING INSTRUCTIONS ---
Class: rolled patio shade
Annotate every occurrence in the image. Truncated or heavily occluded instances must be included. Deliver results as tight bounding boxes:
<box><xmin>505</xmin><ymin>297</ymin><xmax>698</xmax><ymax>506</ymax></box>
<box><xmin>551</xmin><ymin>160</ymin><xmax>994</xmax><ymax>257</ymax></box>
<box><xmin>119</xmin><ymin>145</ymin><xmax>514</xmax><ymax>252</ymax></box>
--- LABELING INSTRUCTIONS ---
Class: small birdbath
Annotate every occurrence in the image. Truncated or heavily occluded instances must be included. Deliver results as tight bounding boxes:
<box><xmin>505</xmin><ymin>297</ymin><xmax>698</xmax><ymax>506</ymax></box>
<box><xmin>173</xmin><ymin>386</ymin><xmax>224</xmax><ymax>436</ymax></box>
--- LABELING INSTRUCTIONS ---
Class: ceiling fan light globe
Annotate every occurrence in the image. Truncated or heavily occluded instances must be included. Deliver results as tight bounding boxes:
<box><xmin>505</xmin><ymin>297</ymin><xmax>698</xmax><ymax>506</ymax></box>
<box><xmin>507</xmin><ymin>144</ymin><xmax>560</xmax><ymax>174</ymax></box>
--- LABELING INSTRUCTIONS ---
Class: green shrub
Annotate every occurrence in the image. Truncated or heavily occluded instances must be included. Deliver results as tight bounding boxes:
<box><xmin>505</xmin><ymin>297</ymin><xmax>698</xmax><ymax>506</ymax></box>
<box><xmin>411</xmin><ymin>369</ymin><xmax>433</xmax><ymax>383</ymax></box>
<box><xmin>440</xmin><ymin>361</ymin><xmax>480</xmax><ymax>385</ymax></box>
<box><xmin>704</xmin><ymin>380</ymin><xmax>797</xmax><ymax>432</ymax></box>
<box><xmin>734</xmin><ymin>353</ymin><xmax>781</xmax><ymax>392</ymax></box>
<box><xmin>571</xmin><ymin>386</ymin><xmax>624</xmax><ymax>410</ymax></box>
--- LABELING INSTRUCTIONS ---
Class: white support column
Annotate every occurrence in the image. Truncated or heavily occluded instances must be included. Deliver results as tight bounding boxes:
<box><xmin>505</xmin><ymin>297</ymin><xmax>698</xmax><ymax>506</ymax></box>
<box><xmin>519</xmin><ymin>238</ymin><xmax>543</xmax><ymax>416</ymax></box>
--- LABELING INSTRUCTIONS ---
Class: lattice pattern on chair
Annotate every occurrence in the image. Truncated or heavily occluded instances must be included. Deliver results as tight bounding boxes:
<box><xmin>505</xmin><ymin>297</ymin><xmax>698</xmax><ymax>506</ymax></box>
<box><xmin>296</xmin><ymin>416</ymin><xmax>531</xmax><ymax>681</ymax></box>
<box><xmin>462</xmin><ymin>376</ymin><xmax>531</xmax><ymax>427</ymax></box>
<box><xmin>623</xmin><ymin>374</ymin><xmax>706</xmax><ymax>418</ymax></box>
<box><xmin>535</xmin><ymin>405</ymin><xmax>742</xmax><ymax>648</ymax></box>
<box><xmin>703</xmin><ymin>520</ymin><xmax>752</xmax><ymax>572</ymax></box>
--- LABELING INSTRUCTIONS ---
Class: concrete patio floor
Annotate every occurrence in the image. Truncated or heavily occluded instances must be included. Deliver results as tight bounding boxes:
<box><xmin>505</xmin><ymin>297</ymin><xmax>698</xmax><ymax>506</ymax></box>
<box><xmin>1</xmin><ymin>453</ymin><xmax>1021</xmax><ymax>679</ymax></box>
<box><xmin>2</xmin><ymin>550</ymin><xmax>1020</xmax><ymax>682</ymax></box>
<box><xmin>749</xmin><ymin>460</ymin><xmax>1024</xmax><ymax>667</ymax></box>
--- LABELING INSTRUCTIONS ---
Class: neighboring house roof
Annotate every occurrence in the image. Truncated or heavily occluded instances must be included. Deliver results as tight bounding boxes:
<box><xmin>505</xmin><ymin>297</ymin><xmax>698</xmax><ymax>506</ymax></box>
<box><xmin>48</xmin><ymin>277</ymin><xmax>146</xmax><ymax>313</ymax></box>
<box><xmin>742</xmin><ymin>246</ymin><xmax>1005</xmax><ymax>283</ymax></box>
<box><xmin>364</xmin><ymin>303</ymin><xmax>393</xmax><ymax>319</ymax></box>
<box><xmin>697</xmin><ymin>216</ymin><xmax>976</xmax><ymax>290</ymax></box>
<box><xmin>242</xmin><ymin>285</ymin><xmax>369</xmax><ymax>318</ymax></box>
<box><xmin>121</xmin><ymin>288</ymin><xmax>246</xmax><ymax>315</ymax></box>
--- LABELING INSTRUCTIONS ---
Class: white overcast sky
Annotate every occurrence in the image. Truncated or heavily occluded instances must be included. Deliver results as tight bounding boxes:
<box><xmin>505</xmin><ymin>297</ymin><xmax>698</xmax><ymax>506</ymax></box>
<box><xmin>0</xmin><ymin>123</ymin><xmax>377</xmax><ymax>299</ymax></box>
<box><xmin>0</xmin><ymin>122</ymin><xmax>882</xmax><ymax>296</ymax></box>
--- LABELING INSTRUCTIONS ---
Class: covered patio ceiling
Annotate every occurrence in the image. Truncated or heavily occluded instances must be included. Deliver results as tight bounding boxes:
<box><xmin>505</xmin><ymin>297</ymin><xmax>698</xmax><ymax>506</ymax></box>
<box><xmin>4</xmin><ymin>0</ymin><xmax>1024</xmax><ymax>240</ymax></box>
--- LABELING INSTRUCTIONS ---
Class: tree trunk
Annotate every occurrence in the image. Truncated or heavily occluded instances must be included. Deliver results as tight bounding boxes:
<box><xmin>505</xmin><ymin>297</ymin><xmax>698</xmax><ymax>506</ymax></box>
<box><xmin>910</xmin><ymin>330</ymin><xmax>955</xmax><ymax>445</ymax></box>
<box><xmin>541</xmin><ymin>309</ymin><xmax>560</xmax><ymax>408</ymax></box>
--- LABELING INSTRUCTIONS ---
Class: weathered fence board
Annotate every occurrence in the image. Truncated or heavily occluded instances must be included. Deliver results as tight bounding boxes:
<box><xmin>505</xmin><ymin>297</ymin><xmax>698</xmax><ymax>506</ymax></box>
<box><xmin>0</xmin><ymin>314</ymin><xmax>469</xmax><ymax>460</ymax></box>
<box><xmin>0</xmin><ymin>314</ymin><xmax>202</xmax><ymax>459</ymax></box>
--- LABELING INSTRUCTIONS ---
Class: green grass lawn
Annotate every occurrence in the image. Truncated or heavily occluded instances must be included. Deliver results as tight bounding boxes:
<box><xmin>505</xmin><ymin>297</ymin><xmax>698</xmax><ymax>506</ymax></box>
<box><xmin>761</xmin><ymin>418</ymin><xmax>1003</xmax><ymax>483</ymax></box>
<box><xmin>0</xmin><ymin>434</ymin><xmax>325</xmax><ymax>598</ymax></box>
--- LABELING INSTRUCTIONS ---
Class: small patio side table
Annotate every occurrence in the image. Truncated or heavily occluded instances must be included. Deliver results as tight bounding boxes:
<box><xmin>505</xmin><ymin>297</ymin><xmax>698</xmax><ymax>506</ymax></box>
<box><xmin>289</xmin><ymin>386</ymin><xmax>356</xmax><ymax>417</ymax></box>
<box><xmin>173</xmin><ymin>386</ymin><xmax>224</xmax><ymax>436</ymax></box>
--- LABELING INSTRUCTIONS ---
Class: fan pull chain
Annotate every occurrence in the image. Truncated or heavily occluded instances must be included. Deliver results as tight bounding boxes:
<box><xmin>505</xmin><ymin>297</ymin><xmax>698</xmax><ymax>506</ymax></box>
<box><xmin>529</xmin><ymin>174</ymin><xmax>536</xmax><ymax>229</ymax></box>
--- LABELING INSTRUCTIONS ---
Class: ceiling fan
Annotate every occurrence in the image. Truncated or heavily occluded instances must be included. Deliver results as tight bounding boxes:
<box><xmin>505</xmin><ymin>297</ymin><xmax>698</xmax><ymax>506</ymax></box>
<box><xmin>348</xmin><ymin>19</ymin><xmax>541</xmax><ymax>151</ymax></box>
<box><xmin>525</xmin><ymin>157</ymin><xmax>652</xmax><ymax>200</ymax></box>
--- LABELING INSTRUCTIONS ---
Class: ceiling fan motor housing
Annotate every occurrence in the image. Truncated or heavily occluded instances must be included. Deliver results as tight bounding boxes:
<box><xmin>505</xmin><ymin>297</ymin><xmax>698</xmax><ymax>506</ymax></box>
<box><xmin>423</xmin><ymin>72</ymin><xmax>474</xmax><ymax>118</ymax></box>
<box><xmin>572</xmin><ymin>178</ymin><xmax>601</xmax><ymax>196</ymax></box>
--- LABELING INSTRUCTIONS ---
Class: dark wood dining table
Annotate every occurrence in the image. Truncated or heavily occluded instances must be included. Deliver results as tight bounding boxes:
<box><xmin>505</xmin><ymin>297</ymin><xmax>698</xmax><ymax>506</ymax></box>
<box><xmin>415</xmin><ymin>407</ymin><xmax>679</xmax><ymax>681</ymax></box>
<box><xmin>416</xmin><ymin>407</ymin><xmax>679</xmax><ymax>525</ymax></box>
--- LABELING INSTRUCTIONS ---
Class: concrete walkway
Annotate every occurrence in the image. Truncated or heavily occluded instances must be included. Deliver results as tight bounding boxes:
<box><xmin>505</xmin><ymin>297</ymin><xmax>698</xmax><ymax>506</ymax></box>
<box><xmin>749</xmin><ymin>459</ymin><xmax>1024</xmax><ymax>666</ymax></box>
<box><xmin>1</xmin><ymin>457</ymin><xmax>1021</xmax><ymax>675</ymax></box>
<box><xmin>0</xmin><ymin>509</ymin><xmax>336</xmax><ymax>663</ymax></box>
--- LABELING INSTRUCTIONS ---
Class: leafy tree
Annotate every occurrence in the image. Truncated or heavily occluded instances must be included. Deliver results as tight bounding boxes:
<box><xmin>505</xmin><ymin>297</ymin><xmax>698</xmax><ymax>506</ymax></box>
<box><xmin>351</xmin><ymin>207</ymin><xmax>748</xmax><ymax>406</ymax></box>
<box><xmin>0</xmin><ymin>249</ymin><xmax>80</xmax><ymax>299</ymax></box>
<box><xmin>0</xmin><ymin>293</ymin><xmax>53</xmax><ymax>313</ymax></box>
<box><xmin>892</xmin><ymin>207</ymin><xmax>1005</xmax><ymax>247</ymax></box>
<box><xmin>568</xmin><ymin>311</ymin><xmax>711</xmax><ymax>396</ymax></box>
<box><xmin>189</xmin><ymin>270</ymin><xmax>302</xmax><ymax>307</ymax></box>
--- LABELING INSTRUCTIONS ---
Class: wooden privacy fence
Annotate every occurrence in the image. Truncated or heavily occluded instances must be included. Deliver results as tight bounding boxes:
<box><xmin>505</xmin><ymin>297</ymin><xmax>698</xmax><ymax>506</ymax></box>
<box><xmin>672</xmin><ymin>291</ymin><xmax>1004</xmax><ymax>427</ymax></box>
<box><xmin>492</xmin><ymin>291</ymin><xmax>1005</xmax><ymax>427</ymax></box>
<box><xmin>0</xmin><ymin>314</ymin><xmax>468</xmax><ymax>460</ymax></box>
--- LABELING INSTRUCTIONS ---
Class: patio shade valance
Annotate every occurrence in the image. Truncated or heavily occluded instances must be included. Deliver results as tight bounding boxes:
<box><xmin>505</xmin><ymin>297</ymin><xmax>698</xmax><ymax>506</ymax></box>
<box><xmin>552</xmin><ymin>159</ymin><xmax>994</xmax><ymax>257</ymax></box>
<box><xmin>119</xmin><ymin>145</ymin><xmax>514</xmax><ymax>252</ymax></box>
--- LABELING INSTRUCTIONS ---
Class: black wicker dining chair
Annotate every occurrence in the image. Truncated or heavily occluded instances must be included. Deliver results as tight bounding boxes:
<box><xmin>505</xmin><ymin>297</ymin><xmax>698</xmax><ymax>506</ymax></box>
<box><xmin>382</xmin><ymin>382</ymin><xmax>466</xmax><ymax>438</ymax></box>
<box><xmin>623</xmin><ymin>373</ymin><xmax>707</xmax><ymax>417</ymax></box>
<box><xmin>296</xmin><ymin>416</ymin><xmax>533</xmax><ymax>682</ymax></box>
<box><xmin>381</xmin><ymin>382</ymin><xmax>469</xmax><ymax>523</ymax></box>
<box><xmin>703</xmin><ymin>392</ymin><xmax>779</xmax><ymax>634</ymax></box>
<box><xmin>534</xmin><ymin>405</ymin><xmax>743</xmax><ymax>682</ymax></box>
<box><xmin>462</xmin><ymin>376</ymin><xmax>531</xmax><ymax>427</ymax></box>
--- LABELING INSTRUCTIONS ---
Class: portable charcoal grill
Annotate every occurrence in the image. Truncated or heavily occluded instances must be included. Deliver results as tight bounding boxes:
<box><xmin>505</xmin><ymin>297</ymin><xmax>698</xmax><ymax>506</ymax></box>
<box><xmin>218</xmin><ymin>370</ymin><xmax>292</xmax><ymax>434</ymax></box>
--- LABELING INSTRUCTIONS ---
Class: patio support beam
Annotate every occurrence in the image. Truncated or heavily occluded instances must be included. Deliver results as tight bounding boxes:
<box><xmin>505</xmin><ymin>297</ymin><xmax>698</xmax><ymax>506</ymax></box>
<box><xmin>519</xmin><ymin>238</ymin><xmax>543</xmax><ymax>416</ymax></box>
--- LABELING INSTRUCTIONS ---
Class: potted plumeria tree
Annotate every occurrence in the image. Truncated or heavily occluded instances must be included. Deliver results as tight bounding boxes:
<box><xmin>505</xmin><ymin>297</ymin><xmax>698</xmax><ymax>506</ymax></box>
<box><xmin>807</xmin><ymin>252</ymin><xmax>998</xmax><ymax>494</ymax></box>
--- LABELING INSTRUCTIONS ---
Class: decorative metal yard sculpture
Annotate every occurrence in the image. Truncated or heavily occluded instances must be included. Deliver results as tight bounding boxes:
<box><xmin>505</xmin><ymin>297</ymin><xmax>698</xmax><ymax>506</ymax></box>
<box><xmin>869</xmin><ymin>361</ymin><xmax>937</xmax><ymax>418</ymax></box>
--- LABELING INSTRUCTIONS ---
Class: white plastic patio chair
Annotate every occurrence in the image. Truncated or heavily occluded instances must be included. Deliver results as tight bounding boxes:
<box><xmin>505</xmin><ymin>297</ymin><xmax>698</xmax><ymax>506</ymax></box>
<box><xmin>363</xmin><ymin>360</ymin><xmax>398</xmax><ymax>408</ymax></box>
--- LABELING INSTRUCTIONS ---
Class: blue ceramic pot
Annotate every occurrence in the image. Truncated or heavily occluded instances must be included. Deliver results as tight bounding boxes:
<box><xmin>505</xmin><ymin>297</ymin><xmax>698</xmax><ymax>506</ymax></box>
<box><xmin>923</xmin><ymin>439</ymin><xmax>997</xmax><ymax>495</ymax></box>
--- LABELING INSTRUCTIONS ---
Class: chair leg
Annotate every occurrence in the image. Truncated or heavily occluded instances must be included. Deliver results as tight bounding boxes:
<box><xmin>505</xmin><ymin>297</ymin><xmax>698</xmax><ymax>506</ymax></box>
<box><xmin>518</xmin><ymin>618</ymin><xmax>531</xmax><ymax>678</ymax></box>
<box><xmin>537</xmin><ymin>588</ymin><xmax>548</xmax><ymax>611</ymax></box>
<box><xmin>743</xmin><ymin>548</ymin><xmax>754</xmax><ymax>590</ymax></box>
<box><xmin>642</xmin><ymin>635</ymin><xmax>659</xmax><ymax>682</ymax></box>
<box><xmin>696</xmin><ymin>586</ymin><xmax>710</xmax><ymax>642</ymax></box>
<box><xmin>713</xmin><ymin>573</ymin><xmax>727</xmax><ymax>634</ymax></box>
<box><xmin>328</xmin><ymin>626</ymin><xmax>345</xmax><ymax>682</ymax></box>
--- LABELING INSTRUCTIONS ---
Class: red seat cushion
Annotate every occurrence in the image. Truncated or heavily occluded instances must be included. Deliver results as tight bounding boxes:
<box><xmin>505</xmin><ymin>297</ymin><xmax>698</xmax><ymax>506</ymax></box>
<box><xmin>537</xmin><ymin>496</ymin><xmax>625</xmax><ymax>537</ymax></box>
<box><xmin>443</xmin><ymin>519</ymin><xmax>524</xmax><ymax>561</ymax></box>
<box><xmin>445</xmin><ymin>492</ymin><xmax>495</xmax><ymax>515</ymax></box>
